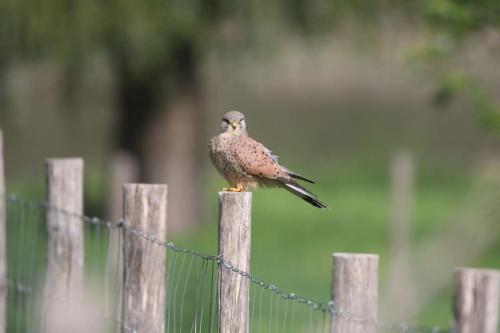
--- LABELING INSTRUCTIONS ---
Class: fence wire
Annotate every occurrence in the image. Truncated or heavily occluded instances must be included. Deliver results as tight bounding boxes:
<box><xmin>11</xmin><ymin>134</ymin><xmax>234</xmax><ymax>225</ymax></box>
<box><xmin>2</xmin><ymin>193</ymin><xmax>450</xmax><ymax>333</ymax></box>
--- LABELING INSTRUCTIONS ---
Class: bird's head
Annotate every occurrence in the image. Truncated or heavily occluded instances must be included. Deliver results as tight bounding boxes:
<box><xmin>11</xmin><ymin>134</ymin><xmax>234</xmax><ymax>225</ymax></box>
<box><xmin>219</xmin><ymin>111</ymin><xmax>247</xmax><ymax>135</ymax></box>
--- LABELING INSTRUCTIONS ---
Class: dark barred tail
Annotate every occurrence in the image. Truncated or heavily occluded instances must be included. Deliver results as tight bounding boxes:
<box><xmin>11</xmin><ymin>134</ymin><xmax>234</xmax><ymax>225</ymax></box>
<box><xmin>279</xmin><ymin>178</ymin><xmax>328</xmax><ymax>209</ymax></box>
<box><xmin>287</xmin><ymin>171</ymin><xmax>315</xmax><ymax>184</ymax></box>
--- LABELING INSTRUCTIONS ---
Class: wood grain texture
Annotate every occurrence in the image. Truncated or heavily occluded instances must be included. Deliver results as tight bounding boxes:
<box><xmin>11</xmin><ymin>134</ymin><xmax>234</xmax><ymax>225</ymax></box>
<box><xmin>44</xmin><ymin>158</ymin><xmax>84</xmax><ymax>332</ymax></box>
<box><xmin>0</xmin><ymin>130</ymin><xmax>5</xmax><ymax>333</ymax></box>
<box><xmin>453</xmin><ymin>268</ymin><xmax>500</xmax><ymax>333</ymax></box>
<box><xmin>122</xmin><ymin>184</ymin><xmax>167</xmax><ymax>333</ymax></box>
<box><xmin>218</xmin><ymin>191</ymin><xmax>252</xmax><ymax>333</ymax></box>
<box><xmin>45</xmin><ymin>158</ymin><xmax>84</xmax><ymax>288</ymax></box>
<box><xmin>331</xmin><ymin>253</ymin><xmax>379</xmax><ymax>333</ymax></box>
<box><xmin>106</xmin><ymin>152</ymin><xmax>138</xmax><ymax>332</ymax></box>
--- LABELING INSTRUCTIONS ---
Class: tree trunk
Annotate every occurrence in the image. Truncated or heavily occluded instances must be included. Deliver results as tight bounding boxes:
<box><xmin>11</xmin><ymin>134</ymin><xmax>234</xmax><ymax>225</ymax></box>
<box><xmin>115</xmin><ymin>65</ymin><xmax>162</xmax><ymax>177</ymax></box>
<box><xmin>113</xmin><ymin>41</ymin><xmax>206</xmax><ymax>233</ymax></box>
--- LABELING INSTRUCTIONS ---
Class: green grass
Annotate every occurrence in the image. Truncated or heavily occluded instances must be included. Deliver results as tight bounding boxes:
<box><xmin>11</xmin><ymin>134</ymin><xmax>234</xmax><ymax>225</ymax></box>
<box><xmin>173</xmin><ymin>163</ymin><xmax>494</xmax><ymax>329</ymax></box>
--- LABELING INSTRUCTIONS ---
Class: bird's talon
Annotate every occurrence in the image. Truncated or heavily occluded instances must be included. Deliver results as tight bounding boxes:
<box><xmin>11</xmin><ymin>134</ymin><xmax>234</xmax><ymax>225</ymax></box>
<box><xmin>222</xmin><ymin>187</ymin><xmax>243</xmax><ymax>192</ymax></box>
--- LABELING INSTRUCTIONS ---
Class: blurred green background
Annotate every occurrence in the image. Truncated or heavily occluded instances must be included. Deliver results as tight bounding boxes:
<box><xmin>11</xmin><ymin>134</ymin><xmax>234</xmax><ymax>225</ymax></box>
<box><xmin>1</xmin><ymin>0</ymin><xmax>500</xmax><ymax>329</ymax></box>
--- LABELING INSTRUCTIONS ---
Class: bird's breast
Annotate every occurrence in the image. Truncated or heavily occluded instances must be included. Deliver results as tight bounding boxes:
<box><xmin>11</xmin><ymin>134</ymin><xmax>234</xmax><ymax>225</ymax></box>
<box><xmin>209</xmin><ymin>136</ymin><xmax>232</xmax><ymax>169</ymax></box>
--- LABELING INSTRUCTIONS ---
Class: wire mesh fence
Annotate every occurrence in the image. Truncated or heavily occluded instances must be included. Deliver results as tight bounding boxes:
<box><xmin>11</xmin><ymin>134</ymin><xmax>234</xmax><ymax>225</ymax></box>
<box><xmin>4</xmin><ymin>193</ymin><xmax>116</xmax><ymax>332</ymax></box>
<box><xmin>124</xmin><ymin>228</ymin><xmax>333</xmax><ymax>333</ymax></box>
<box><xmin>2</xmin><ymin>193</ymin><xmax>453</xmax><ymax>333</ymax></box>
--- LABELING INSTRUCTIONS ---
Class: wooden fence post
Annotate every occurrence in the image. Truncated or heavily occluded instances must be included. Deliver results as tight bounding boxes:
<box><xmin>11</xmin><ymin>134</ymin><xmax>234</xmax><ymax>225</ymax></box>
<box><xmin>386</xmin><ymin>150</ymin><xmax>415</xmax><ymax>321</ymax></box>
<box><xmin>121</xmin><ymin>184</ymin><xmax>167</xmax><ymax>333</ymax></box>
<box><xmin>0</xmin><ymin>130</ymin><xmax>5</xmax><ymax>333</ymax></box>
<box><xmin>218</xmin><ymin>191</ymin><xmax>252</xmax><ymax>333</ymax></box>
<box><xmin>105</xmin><ymin>152</ymin><xmax>138</xmax><ymax>331</ymax></box>
<box><xmin>331</xmin><ymin>253</ymin><xmax>379</xmax><ymax>333</ymax></box>
<box><xmin>44</xmin><ymin>158</ymin><xmax>84</xmax><ymax>331</ymax></box>
<box><xmin>453</xmin><ymin>268</ymin><xmax>500</xmax><ymax>333</ymax></box>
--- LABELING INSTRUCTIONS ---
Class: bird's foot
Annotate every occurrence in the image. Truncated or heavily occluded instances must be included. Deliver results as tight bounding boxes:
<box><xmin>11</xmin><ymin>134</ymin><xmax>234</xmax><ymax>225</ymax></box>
<box><xmin>222</xmin><ymin>187</ymin><xmax>243</xmax><ymax>192</ymax></box>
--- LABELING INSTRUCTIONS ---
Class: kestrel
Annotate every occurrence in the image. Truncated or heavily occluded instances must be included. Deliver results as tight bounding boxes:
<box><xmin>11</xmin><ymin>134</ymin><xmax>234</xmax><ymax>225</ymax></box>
<box><xmin>209</xmin><ymin>111</ymin><xmax>327</xmax><ymax>208</ymax></box>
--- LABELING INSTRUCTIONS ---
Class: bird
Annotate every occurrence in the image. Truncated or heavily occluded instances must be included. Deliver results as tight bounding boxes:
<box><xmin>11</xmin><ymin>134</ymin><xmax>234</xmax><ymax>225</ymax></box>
<box><xmin>209</xmin><ymin>111</ymin><xmax>328</xmax><ymax>208</ymax></box>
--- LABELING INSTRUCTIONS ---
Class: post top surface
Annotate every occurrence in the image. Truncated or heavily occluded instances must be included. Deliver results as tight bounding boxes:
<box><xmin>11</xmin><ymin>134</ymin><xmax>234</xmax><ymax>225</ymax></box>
<box><xmin>333</xmin><ymin>252</ymin><xmax>379</xmax><ymax>259</ymax></box>
<box><xmin>218</xmin><ymin>191</ymin><xmax>253</xmax><ymax>204</ymax></box>
<box><xmin>455</xmin><ymin>267</ymin><xmax>500</xmax><ymax>277</ymax></box>
<box><xmin>45</xmin><ymin>158</ymin><xmax>84</xmax><ymax>164</ymax></box>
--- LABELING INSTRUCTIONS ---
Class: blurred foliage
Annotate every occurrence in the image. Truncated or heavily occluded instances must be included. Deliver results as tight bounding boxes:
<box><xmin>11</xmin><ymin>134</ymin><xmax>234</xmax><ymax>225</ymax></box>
<box><xmin>407</xmin><ymin>55</ymin><xmax>500</xmax><ymax>133</ymax></box>
<box><xmin>0</xmin><ymin>0</ymin><xmax>497</xmax><ymax>72</ymax></box>
<box><xmin>409</xmin><ymin>0</ymin><xmax>500</xmax><ymax>132</ymax></box>
<box><xmin>407</xmin><ymin>36</ymin><xmax>500</xmax><ymax>132</ymax></box>
<box><xmin>0</xmin><ymin>0</ymin><xmax>468</xmax><ymax>69</ymax></box>
<box><xmin>1</xmin><ymin>0</ymin><xmax>498</xmax><ymax>129</ymax></box>
<box><xmin>422</xmin><ymin>0</ymin><xmax>500</xmax><ymax>37</ymax></box>
<box><xmin>0</xmin><ymin>0</ymin><xmax>337</xmax><ymax>72</ymax></box>
<box><xmin>0</xmin><ymin>0</ymin><xmax>498</xmax><ymax>160</ymax></box>
<box><xmin>0</xmin><ymin>0</ymin><xmax>217</xmax><ymax>70</ymax></box>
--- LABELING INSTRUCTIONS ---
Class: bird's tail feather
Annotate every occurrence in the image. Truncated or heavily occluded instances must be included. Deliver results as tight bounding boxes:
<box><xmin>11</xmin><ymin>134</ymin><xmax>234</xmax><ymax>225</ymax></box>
<box><xmin>287</xmin><ymin>171</ymin><xmax>315</xmax><ymax>184</ymax></box>
<box><xmin>280</xmin><ymin>179</ymin><xmax>328</xmax><ymax>209</ymax></box>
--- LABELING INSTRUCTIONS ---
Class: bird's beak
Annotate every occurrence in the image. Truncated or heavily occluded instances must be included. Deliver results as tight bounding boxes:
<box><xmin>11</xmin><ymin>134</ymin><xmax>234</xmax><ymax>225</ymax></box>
<box><xmin>230</xmin><ymin>121</ymin><xmax>238</xmax><ymax>129</ymax></box>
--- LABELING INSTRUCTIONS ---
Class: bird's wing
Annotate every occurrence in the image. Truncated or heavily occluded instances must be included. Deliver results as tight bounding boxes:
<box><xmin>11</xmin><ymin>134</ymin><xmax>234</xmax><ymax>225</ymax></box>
<box><xmin>231</xmin><ymin>135</ymin><xmax>284</xmax><ymax>179</ymax></box>
<box><xmin>231</xmin><ymin>135</ymin><xmax>327</xmax><ymax>208</ymax></box>
<box><xmin>231</xmin><ymin>135</ymin><xmax>316</xmax><ymax>182</ymax></box>
<box><xmin>264</xmin><ymin>147</ymin><xmax>279</xmax><ymax>163</ymax></box>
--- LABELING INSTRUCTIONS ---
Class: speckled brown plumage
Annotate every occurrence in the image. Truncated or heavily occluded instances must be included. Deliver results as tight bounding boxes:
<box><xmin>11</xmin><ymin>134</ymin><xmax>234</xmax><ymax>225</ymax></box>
<box><xmin>209</xmin><ymin>111</ymin><xmax>327</xmax><ymax>208</ymax></box>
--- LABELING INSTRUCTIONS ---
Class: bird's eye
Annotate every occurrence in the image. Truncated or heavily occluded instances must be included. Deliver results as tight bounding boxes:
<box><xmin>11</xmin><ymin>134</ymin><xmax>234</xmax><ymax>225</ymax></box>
<box><xmin>239</xmin><ymin>119</ymin><xmax>245</xmax><ymax>123</ymax></box>
<box><xmin>222</xmin><ymin>118</ymin><xmax>229</xmax><ymax>123</ymax></box>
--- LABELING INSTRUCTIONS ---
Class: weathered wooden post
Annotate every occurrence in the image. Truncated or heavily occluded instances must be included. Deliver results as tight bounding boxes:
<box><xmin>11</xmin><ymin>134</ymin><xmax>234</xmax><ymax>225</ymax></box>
<box><xmin>386</xmin><ymin>150</ymin><xmax>415</xmax><ymax>320</ymax></box>
<box><xmin>121</xmin><ymin>184</ymin><xmax>168</xmax><ymax>333</ymax></box>
<box><xmin>331</xmin><ymin>253</ymin><xmax>379</xmax><ymax>333</ymax></box>
<box><xmin>453</xmin><ymin>268</ymin><xmax>500</xmax><ymax>333</ymax></box>
<box><xmin>0</xmin><ymin>130</ymin><xmax>6</xmax><ymax>333</ymax></box>
<box><xmin>44</xmin><ymin>158</ymin><xmax>84</xmax><ymax>331</ymax></box>
<box><xmin>105</xmin><ymin>152</ymin><xmax>138</xmax><ymax>331</ymax></box>
<box><xmin>218</xmin><ymin>191</ymin><xmax>252</xmax><ymax>333</ymax></box>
